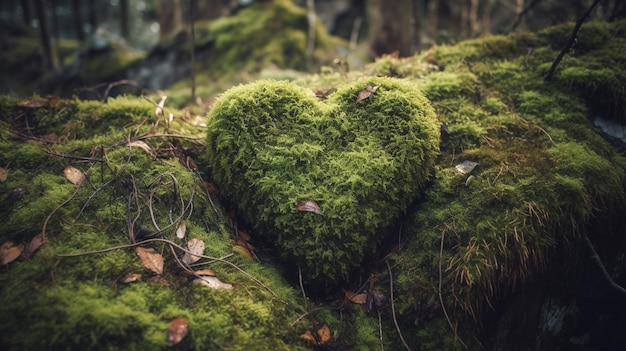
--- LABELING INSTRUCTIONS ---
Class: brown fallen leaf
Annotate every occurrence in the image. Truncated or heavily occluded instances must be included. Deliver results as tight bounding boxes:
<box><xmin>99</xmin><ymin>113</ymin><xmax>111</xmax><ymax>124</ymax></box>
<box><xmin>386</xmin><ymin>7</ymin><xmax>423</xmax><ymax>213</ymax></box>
<box><xmin>345</xmin><ymin>290</ymin><xmax>368</xmax><ymax>304</ymax></box>
<box><xmin>238</xmin><ymin>230</ymin><xmax>252</xmax><ymax>242</ymax></box>
<box><xmin>194</xmin><ymin>275</ymin><xmax>234</xmax><ymax>290</ymax></box>
<box><xmin>175</xmin><ymin>220</ymin><xmax>186</xmax><ymax>239</ymax></box>
<box><xmin>355</xmin><ymin>85</ymin><xmax>379</xmax><ymax>104</ymax></box>
<box><xmin>167</xmin><ymin>317</ymin><xmax>188</xmax><ymax>346</ymax></box>
<box><xmin>0</xmin><ymin>167</ymin><xmax>7</xmax><ymax>182</ymax></box>
<box><xmin>297</xmin><ymin>200</ymin><xmax>323</xmax><ymax>215</ymax></box>
<box><xmin>0</xmin><ymin>241</ymin><xmax>24</xmax><ymax>266</ymax></box>
<box><xmin>300</xmin><ymin>325</ymin><xmax>332</xmax><ymax>345</ymax></box>
<box><xmin>182</xmin><ymin>238</ymin><xmax>205</xmax><ymax>265</ymax></box>
<box><xmin>127</xmin><ymin>140</ymin><xmax>155</xmax><ymax>157</ymax></box>
<box><xmin>23</xmin><ymin>232</ymin><xmax>45</xmax><ymax>258</ymax></box>
<box><xmin>147</xmin><ymin>275</ymin><xmax>170</xmax><ymax>286</ymax></box>
<box><xmin>17</xmin><ymin>99</ymin><xmax>46</xmax><ymax>108</ymax></box>
<box><xmin>121</xmin><ymin>273</ymin><xmax>142</xmax><ymax>283</ymax></box>
<box><xmin>300</xmin><ymin>330</ymin><xmax>317</xmax><ymax>345</ymax></box>
<box><xmin>135</xmin><ymin>247</ymin><xmax>164</xmax><ymax>275</ymax></box>
<box><xmin>232</xmin><ymin>243</ymin><xmax>253</xmax><ymax>259</ymax></box>
<box><xmin>194</xmin><ymin>269</ymin><xmax>216</xmax><ymax>277</ymax></box>
<box><xmin>317</xmin><ymin>325</ymin><xmax>331</xmax><ymax>344</ymax></box>
<box><xmin>64</xmin><ymin>166</ymin><xmax>85</xmax><ymax>186</ymax></box>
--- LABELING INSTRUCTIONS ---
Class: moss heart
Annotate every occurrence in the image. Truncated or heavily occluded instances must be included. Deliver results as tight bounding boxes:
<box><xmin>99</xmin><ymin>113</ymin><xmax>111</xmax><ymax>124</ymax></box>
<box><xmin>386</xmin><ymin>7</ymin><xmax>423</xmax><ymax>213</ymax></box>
<box><xmin>206</xmin><ymin>77</ymin><xmax>440</xmax><ymax>285</ymax></box>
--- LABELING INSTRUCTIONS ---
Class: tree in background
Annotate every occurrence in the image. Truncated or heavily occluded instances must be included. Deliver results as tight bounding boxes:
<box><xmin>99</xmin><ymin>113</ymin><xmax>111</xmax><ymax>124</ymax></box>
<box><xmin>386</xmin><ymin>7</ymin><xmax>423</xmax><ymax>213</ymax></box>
<box><xmin>34</xmin><ymin>0</ymin><xmax>58</xmax><ymax>71</ymax></box>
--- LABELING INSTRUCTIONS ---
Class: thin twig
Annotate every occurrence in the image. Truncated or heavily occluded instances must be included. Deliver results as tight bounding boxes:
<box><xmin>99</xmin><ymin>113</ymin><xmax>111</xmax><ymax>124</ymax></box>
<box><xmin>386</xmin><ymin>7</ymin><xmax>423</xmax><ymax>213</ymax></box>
<box><xmin>544</xmin><ymin>0</ymin><xmax>601</xmax><ymax>81</ymax></box>
<box><xmin>57</xmin><ymin>237</ymin><xmax>279</xmax><ymax>298</ymax></box>
<box><xmin>385</xmin><ymin>260</ymin><xmax>412</xmax><ymax>351</ymax></box>
<box><xmin>510</xmin><ymin>0</ymin><xmax>543</xmax><ymax>32</ymax></box>
<box><xmin>583</xmin><ymin>233</ymin><xmax>626</xmax><ymax>297</ymax></box>
<box><xmin>42</xmin><ymin>185</ymin><xmax>82</xmax><ymax>242</ymax></box>
<box><xmin>298</xmin><ymin>266</ymin><xmax>309</xmax><ymax>311</ymax></box>
<box><xmin>439</xmin><ymin>229</ymin><xmax>468</xmax><ymax>349</ymax></box>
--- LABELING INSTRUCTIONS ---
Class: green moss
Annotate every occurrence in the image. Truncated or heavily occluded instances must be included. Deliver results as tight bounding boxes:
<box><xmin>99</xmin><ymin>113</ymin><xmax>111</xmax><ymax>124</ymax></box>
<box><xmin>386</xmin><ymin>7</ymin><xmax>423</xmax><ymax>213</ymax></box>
<box><xmin>206</xmin><ymin>77</ymin><xmax>440</xmax><ymax>285</ymax></box>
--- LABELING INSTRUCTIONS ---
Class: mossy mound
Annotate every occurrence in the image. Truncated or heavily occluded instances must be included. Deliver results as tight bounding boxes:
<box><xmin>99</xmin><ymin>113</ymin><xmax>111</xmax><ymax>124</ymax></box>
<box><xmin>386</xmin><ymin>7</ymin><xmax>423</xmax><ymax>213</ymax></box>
<box><xmin>0</xmin><ymin>95</ymin><xmax>310</xmax><ymax>351</ymax></box>
<box><xmin>205</xmin><ymin>77</ymin><xmax>440</xmax><ymax>285</ymax></box>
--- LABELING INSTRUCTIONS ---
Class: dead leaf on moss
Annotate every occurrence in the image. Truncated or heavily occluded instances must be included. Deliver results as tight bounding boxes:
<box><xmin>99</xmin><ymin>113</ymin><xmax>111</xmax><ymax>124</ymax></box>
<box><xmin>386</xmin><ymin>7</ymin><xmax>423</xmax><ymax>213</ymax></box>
<box><xmin>297</xmin><ymin>200</ymin><xmax>322</xmax><ymax>215</ymax></box>
<box><xmin>345</xmin><ymin>290</ymin><xmax>367</xmax><ymax>304</ymax></box>
<box><xmin>63</xmin><ymin>166</ymin><xmax>85</xmax><ymax>186</ymax></box>
<box><xmin>17</xmin><ymin>99</ymin><xmax>46</xmax><ymax>108</ymax></box>
<box><xmin>194</xmin><ymin>269</ymin><xmax>216</xmax><ymax>277</ymax></box>
<box><xmin>127</xmin><ymin>140</ymin><xmax>155</xmax><ymax>156</ymax></box>
<box><xmin>167</xmin><ymin>317</ymin><xmax>188</xmax><ymax>346</ymax></box>
<box><xmin>182</xmin><ymin>238</ymin><xmax>205</xmax><ymax>265</ymax></box>
<box><xmin>317</xmin><ymin>325</ymin><xmax>331</xmax><ymax>344</ymax></box>
<box><xmin>194</xmin><ymin>275</ymin><xmax>233</xmax><ymax>290</ymax></box>
<box><xmin>0</xmin><ymin>241</ymin><xmax>24</xmax><ymax>266</ymax></box>
<box><xmin>300</xmin><ymin>330</ymin><xmax>317</xmax><ymax>345</ymax></box>
<box><xmin>238</xmin><ymin>230</ymin><xmax>252</xmax><ymax>242</ymax></box>
<box><xmin>121</xmin><ymin>273</ymin><xmax>142</xmax><ymax>283</ymax></box>
<box><xmin>135</xmin><ymin>247</ymin><xmax>164</xmax><ymax>275</ymax></box>
<box><xmin>300</xmin><ymin>325</ymin><xmax>332</xmax><ymax>345</ymax></box>
<box><xmin>0</xmin><ymin>167</ymin><xmax>7</xmax><ymax>182</ymax></box>
<box><xmin>175</xmin><ymin>220</ymin><xmax>186</xmax><ymax>239</ymax></box>
<box><xmin>148</xmin><ymin>275</ymin><xmax>170</xmax><ymax>286</ymax></box>
<box><xmin>455</xmin><ymin>160</ymin><xmax>478</xmax><ymax>174</ymax></box>
<box><xmin>23</xmin><ymin>232</ymin><xmax>45</xmax><ymax>258</ymax></box>
<box><xmin>355</xmin><ymin>85</ymin><xmax>379</xmax><ymax>104</ymax></box>
<box><xmin>155</xmin><ymin>95</ymin><xmax>167</xmax><ymax>118</ymax></box>
<box><xmin>232</xmin><ymin>242</ymin><xmax>253</xmax><ymax>259</ymax></box>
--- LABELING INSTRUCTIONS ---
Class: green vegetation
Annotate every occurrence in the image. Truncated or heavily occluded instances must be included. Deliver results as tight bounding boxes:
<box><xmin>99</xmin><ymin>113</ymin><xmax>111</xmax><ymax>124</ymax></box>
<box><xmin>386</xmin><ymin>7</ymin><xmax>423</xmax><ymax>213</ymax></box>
<box><xmin>205</xmin><ymin>77</ymin><xmax>440</xmax><ymax>285</ymax></box>
<box><xmin>1</xmin><ymin>17</ymin><xmax>625</xmax><ymax>351</ymax></box>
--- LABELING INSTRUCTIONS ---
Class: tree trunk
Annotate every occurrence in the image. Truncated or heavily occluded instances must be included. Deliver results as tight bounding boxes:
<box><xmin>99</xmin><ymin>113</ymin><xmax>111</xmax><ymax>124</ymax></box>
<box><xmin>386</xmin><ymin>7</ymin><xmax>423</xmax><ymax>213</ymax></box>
<box><xmin>158</xmin><ymin>0</ymin><xmax>183</xmax><ymax>42</ymax></box>
<box><xmin>88</xmin><ymin>0</ymin><xmax>98</xmax><ymax>34</ymax></box>
<box><xmin>120</xmin><ymin>0</ymin><xmax>129</xmax><ymax>40</ymax></box>
<box><xmin>71</xmin><ymin>0</ymin><xmax>85</xmax><ymax>41</ymax></box>
<box><xmin>34</xmin><ymin>0</ymin><xmax>58</xmax><ymax>71</ymax></box>
<box><xmin>20</xmin><ymin>0</ymin><xmax>31</xmax><ymax>26</ymax></box>
<box><xmin>367</xmin><ymin>0</ymin><xmax>417</xmax><ymax>57</ymax></box>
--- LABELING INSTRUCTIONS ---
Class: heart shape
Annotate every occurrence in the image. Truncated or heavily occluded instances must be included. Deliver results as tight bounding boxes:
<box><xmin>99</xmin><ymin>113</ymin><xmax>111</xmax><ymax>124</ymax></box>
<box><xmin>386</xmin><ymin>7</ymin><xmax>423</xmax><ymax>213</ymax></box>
<box><xmin>206</xmin><ymin>77</ymin><xmax>440</xmax><ymax>285</ymax></box>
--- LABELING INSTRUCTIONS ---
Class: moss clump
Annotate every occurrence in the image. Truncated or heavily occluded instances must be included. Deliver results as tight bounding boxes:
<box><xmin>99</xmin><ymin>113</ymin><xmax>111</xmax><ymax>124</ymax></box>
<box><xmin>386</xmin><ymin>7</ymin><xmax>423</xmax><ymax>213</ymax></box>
<box><xmin>206</xmin><ymin>77</ymin><xmax>440</xmax><ymax>285</ymax></box>
<box><xmin>0</xmin><ymin>95</ymin><xmax>312</xmax><ymax>351</ymax></box>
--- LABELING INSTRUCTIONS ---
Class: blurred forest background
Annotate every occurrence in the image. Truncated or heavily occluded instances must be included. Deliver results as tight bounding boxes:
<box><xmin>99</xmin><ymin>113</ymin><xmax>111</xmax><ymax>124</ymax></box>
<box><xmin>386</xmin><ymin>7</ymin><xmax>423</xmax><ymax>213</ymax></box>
<box><xmin>1</xmin><ymin>0</ymin><xmax>625</xmax><ymax>100</ymax></box>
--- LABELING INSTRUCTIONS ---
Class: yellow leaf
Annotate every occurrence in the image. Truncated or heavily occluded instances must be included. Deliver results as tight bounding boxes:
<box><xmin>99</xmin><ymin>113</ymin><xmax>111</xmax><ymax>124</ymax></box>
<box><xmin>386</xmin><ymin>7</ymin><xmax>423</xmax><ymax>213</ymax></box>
<box><xmin>300</xmin><ymin>330</ymin><xmax>316</xmax><ymax>345</ymax></box>
<box><xmin>345</xmin><ymin>290</ymin><xmax>367</xmax><ymax>304</ymax></box>
<box><xmin>0</xmin><ymin>167</ymin><xmax>7</xmax><ymax>182</ymax></box>
<box><xmin>317</xmin><ymin>325</ymin><xmax>331</xmax><ymax>344</ymax></box>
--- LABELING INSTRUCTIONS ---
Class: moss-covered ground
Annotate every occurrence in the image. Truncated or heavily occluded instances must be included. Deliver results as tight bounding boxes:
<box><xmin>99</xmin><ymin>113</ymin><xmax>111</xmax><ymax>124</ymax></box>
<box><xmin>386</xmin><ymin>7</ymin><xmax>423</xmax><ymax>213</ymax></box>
<box><xmin>1</xmin><ymin>16</ymin><xmax>626</xmax><ymax>351</ymax></box>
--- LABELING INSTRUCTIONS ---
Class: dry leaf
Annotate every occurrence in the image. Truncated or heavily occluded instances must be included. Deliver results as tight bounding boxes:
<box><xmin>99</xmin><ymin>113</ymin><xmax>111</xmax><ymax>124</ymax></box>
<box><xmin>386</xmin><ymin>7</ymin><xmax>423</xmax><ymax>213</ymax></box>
<box><xmin>167</xmin><ymin>317</ymin><xmax>188</xmax><ymax>346</ymax></box>
<box><xmin>17</xmin><ymin>99</ymin><xmax>46</xmax><ymax>108</ymax></box>
<box><xmin>147</xmin><ymin>275</ymin><xmax>170</xmax><ymax>286</ymax></box>
<box><xmin>317</xmin><ymin>325</ymin><xmax>331</xmax><ymax>344</ymax></box>
<box><xmin>355</xmin><ymin>85</ymin><xmax>379</xmax><ymax>104</ymax></box>
<box><xmin>297</xmin><ymin>200</ymin><xmax>323</xmax><ymax>215</ymax></box>
<box><xmin>300</xmin><ymin>330</ymin><xmax>317</xmax><ymax>345</ymax></box>
<box><xmin>232</xmin><ymin>244</ymin><xmax>253</xmax><ymax>259</ymax></box>
<box><xmin>455</xmin><ymin>160</ymin><xmax>478</xmax><ymax>174</ymax></box>
<box><xmin>155</xmin><ymin>95</ymin><xmax>167</xmax><ymax>117</ymax></box>
<box><xmin>300</xmin><ymin>325</ymin><xmax>331</xmax><ymax>345</ymax></box>
<box><xmin>194</xmin><ymin>269</ymin><xmax>216</xmax><ymax>277</ymax></box>
<box><xmin>63</xmin><ymin>166</ymin><xmax>85</xmax><ymax>186</ymax></box>
<box><xmin>0</xmin><ymin>167</ymin><xmax>7</xmax><ymax>182</ymax></box>
<box><xmin>135</xmin><ymin>247</ymin><xmax>164</xmax><ymax>275</ymax></box>
<box><xmin>175</xmin><ymin>220</ymin><xmax>186</xmax><ymax>239</ymax></box>
<box><xmin>127</xmin><ymin>140</ymin><xmax>155</xmax><ymax>156</ymax></box>
<box><xmin>182</xmin><ymin>238</ymin><xmax>205</xmax><ymax>265</ymax></box>
<box><xmin>23</xmin><ymin>232</ymin><xmax>45</xmax><ymax>258</ymax></box>
<box><xmin>121</xmin><ymin>273</ymin><xmax>142</xmax><ymax>283</ymax></box>
<box><xmin>194</xmin><ymin>275</ymin><xmax>234</xmax><ymax>290</ymax></box>
<box><xmin>345</xmin><ymin>290</ymin><xmax>367</xmax><ymax>304</ymax></box>
<box><xmin>238</xmin><ymin>230</ymin><xmax>252</xmax><ymax>242</ymax></box>
<box><xmin>0</xmin><ymin>241</ymin><xmax>24</xmax><ymax>266</ymax></box>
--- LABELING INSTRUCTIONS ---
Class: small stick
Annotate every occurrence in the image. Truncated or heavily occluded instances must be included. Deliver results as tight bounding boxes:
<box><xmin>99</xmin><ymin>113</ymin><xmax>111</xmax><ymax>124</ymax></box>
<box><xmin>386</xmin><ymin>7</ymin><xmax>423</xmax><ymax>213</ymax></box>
<box><xmin>386</xmin><ymin>260</ymin><xmax>412</xmax><ymax>351</ymax></box>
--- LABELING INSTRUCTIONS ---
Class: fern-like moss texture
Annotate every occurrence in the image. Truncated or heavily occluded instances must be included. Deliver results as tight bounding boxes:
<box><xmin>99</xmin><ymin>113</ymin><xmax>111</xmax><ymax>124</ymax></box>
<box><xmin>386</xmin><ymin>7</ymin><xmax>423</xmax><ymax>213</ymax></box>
<box><xmin>206</xmin><ymin>77</ymin><xmax>440</xmax><ymax>284</ymax></box>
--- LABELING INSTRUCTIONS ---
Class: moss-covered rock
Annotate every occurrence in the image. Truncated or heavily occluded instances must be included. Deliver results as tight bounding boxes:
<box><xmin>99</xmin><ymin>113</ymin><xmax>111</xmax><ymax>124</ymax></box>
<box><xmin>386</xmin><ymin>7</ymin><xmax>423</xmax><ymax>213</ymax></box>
<box><xmin>205</xmin><ymin>77</ymin><xmax>440</xmax><ymax>285</ymax></box>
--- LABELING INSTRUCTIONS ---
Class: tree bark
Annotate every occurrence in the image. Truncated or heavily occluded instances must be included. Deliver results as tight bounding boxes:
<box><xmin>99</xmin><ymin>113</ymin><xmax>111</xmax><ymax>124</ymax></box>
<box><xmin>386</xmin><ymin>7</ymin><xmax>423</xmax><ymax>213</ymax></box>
<box><xmin>88</xmin><ymin>0</ymin><xmax>98</xmax><ymax>34</ymax></box>
<box><xmin>34</xmin><ymin>0</ymin><xmax>59</xmax><ymax>71</ymax></box>
<box><xmin>20</xmin><ymin>0</ymin><xmax>31</xmax><ymax>26</ymax></box>
<box><xmin>71</xmin><ymin>0</ymin><xmax>85</xmax><ymax>41</ymax></box>
<box><xmin>120</xmin><ymin>0</ymin><xmax>130</xmax><ymax>40</ymax></box>
<box><xmin>367</xmin><ymin>0</ymin><xmax>417</xmax><ymax>57</ymax></box>
<box><xmin>158</xmin><ymin>0</ymin><xmax>184</xmax><ymax>42</ymax></box>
